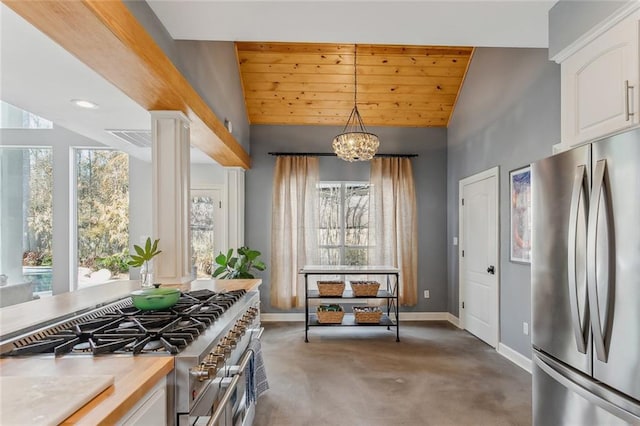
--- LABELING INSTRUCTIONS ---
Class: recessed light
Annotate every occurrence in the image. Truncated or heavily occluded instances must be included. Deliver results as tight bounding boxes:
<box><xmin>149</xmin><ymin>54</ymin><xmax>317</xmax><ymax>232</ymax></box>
<box><xmin>71</xmin><ymin>99</ymin><xmax>99</xmax><ymax>109</ymax></box>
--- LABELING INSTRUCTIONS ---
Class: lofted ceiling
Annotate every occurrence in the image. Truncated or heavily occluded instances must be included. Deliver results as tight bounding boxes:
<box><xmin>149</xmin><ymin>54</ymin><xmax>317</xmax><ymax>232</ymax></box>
<box><xmin>236</xmin><ymin>42</ymin><xmax>473</xmax><ymax>127</ymax></box>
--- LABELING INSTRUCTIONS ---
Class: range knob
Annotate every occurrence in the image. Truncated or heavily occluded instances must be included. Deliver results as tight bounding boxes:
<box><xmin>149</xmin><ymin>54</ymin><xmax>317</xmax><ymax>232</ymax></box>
<box><xmin>218</xmin><ymin>344</ymin><xmax>232</xmax><ymax>358</ymax></box>
<box><xmin>191</xmin><ymin>363</ymin><xmax>210</xmax><ymax>382</ymax></box>
<box><xmin>225</xmin><ymin>335</ymin><xmax>238</xmax><ymax>347</ymax></box>
<box><xmin>205</xmin><ymin>353</ymin><xmax>224</xmax><ymax>371</ymax></box>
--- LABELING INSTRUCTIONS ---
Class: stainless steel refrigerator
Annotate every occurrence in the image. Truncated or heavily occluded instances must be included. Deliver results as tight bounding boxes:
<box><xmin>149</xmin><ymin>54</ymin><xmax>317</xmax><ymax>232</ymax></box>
<box><xmin>531</xmin><ymin>128</ymin><xmax>640</xmax><ymax>425</ymax></box>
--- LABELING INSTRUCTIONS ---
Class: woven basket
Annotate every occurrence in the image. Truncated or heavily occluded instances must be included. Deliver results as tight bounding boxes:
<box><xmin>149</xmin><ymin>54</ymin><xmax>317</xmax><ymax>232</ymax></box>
<box><xmin>317</xmin><ymin>305</ymin><xmax>344</xmax><ymax>324</ymax></box>
<box><xmin>353</xmin><ymin>306</ymin><xmax>383</xmax><ymax>324</ymax></box>
<box><xmin>350</xmin><ymin>280</ymin><xmax>380</xmax><ymax>297</ymax></box>
<box><xmin>317</xmin><ymin>281</ymin><xmax>345</xmax><ymax>297</ymax></box>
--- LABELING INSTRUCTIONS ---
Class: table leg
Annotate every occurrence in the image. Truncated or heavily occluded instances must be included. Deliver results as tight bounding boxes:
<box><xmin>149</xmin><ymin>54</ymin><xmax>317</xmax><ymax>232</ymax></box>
<box><xmin>395</xmin><ymin>273</ymin><xmax>400</xmax><ymax>342</ymax></box>
<box><xmin>304</xmin><ymin>273</ymin><xmax>309</xmax><ymax>342</ymax></box>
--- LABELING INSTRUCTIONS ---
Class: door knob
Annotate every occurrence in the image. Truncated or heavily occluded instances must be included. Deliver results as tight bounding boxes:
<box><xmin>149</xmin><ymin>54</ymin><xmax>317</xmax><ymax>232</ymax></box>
<box><xmin>487</xmin><ymin>265</ymin><xmax>495</xmax><ymax>275</ymax></box>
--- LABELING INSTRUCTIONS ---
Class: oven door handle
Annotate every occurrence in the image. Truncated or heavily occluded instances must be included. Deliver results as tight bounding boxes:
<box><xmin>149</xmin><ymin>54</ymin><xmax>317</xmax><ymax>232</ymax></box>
<box><xmin>206</xmin><ymin>347</ymin><xmax>254</xmax><ymax>426</ymax></box>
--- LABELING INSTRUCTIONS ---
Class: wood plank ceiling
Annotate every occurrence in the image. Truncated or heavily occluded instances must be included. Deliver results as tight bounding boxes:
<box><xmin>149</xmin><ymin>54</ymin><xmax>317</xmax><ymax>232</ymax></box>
<box><xmin>236</xmin><ymin>42</ymin><xmax>473</xmax><ymax>128</ymax></box>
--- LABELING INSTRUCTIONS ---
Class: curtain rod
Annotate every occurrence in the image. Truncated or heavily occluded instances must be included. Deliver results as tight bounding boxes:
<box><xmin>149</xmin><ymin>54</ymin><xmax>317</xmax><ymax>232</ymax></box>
<box><xmin>268</xmin><ymin>152</ymin><xmax>418</xmax><ymax>158</ymax></box>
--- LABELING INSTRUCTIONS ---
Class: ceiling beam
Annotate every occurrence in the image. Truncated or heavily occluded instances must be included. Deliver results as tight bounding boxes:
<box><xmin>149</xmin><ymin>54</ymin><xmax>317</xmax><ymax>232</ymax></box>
<box><xmin>3</xmin><ymin>0</ymin><xmax>251</xmax><ymax>169</ymax></box>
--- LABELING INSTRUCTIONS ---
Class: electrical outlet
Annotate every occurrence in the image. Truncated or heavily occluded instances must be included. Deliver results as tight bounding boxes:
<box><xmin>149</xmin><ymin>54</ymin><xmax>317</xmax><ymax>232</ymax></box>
<box><xmin>423</xmin><ymin>290</ymin><xmax>430</xmax><ymax>299</ymax></box>
<box><xmin>523</xmin><ymin>322</ymin><xmax>529</xmax><ymax>336</ymax></box>
<box><xmin>453</xmin><ymin>237</ymin><xmax>458</xmax><ymax>246</ymax></box>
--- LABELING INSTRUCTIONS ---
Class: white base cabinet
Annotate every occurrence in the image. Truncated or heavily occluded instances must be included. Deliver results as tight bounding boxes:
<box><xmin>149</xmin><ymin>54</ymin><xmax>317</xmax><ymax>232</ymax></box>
<box><xmin>118</xmin><ymin>377</ymin><xmax>167</xmax><ymax>426</ymax></box>
<box><xmin>561</xmin><ymin>9</ymin><xmax>640</xmax><ymax>149</ymax></box>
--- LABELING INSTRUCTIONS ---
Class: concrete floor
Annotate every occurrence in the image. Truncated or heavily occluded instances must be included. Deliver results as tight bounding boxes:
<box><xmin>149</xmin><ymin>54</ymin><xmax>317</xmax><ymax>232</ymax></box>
<box><xmin>254</xmin><ymin>322</ymin><xmax>531</xmax><ymax>426</ymax></box>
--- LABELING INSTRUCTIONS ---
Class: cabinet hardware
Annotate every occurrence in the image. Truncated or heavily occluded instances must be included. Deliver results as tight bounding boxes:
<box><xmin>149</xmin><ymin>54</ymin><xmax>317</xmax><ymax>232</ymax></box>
<box><xmin>625</xmin><ymin>80</ymin><xmax>635</xmax><ymax>121</ymax></box>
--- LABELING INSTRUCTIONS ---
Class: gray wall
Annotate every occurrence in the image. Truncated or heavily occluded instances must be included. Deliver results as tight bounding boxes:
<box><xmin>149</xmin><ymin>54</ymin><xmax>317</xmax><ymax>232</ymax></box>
<box><xmin>548</xmin><ymin>0</ymin><xmax>632</xmax><ymax>58</ymax></box>
<box><xmin>246</xmin><ymin>125</ymin><xmax>448</xmax><ymax>313</ymax></box>
<box><xmin>447</xmin><ymin>48</ymin><xmax>560</xmax><ymax>357</ymax></box>
<box><xmin>124</xmin><ymin>1</ymin><xmax>250</xmax><ymax>151</ymax></box>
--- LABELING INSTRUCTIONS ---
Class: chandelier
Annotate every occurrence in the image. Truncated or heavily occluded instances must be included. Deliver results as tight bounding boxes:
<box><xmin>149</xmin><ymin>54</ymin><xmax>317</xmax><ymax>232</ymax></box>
<box><xmin>332</xmin><ymin>45</ymin><xmax>380</xmax><ymax>162</ymax></box>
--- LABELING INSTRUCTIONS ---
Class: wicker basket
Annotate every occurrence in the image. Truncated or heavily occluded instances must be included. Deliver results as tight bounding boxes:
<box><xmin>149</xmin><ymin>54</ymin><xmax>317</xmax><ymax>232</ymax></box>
<box><xmin>317</xmin><ymin>281</ymin><xmax>345</xmax><ymax>297</ymax></box>
<box><xmin>350</xmin><ymin>280</ymin><xmax>380</xmax><ymax>297</ymax></box>
<box><xmin>317</xmin><ymin>304</ymin><xmax>344</xmax><ymax>324</ymax></box>
<box><xmin>353</xmin><ymin>306</ymin><xmax>383</xmax><ymax>324</ymax></box>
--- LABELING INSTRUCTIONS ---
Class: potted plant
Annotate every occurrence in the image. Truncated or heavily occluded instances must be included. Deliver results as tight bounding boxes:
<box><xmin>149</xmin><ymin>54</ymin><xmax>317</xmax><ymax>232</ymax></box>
<box><xmin>212</xmin><ymin>246</ymin><xmax>266</xmax><ymax>279</ymax></box>
<box><xmin>127</xmin><ymin>238</ymin><xmax>162</xmax><ymax>287</ymax></box>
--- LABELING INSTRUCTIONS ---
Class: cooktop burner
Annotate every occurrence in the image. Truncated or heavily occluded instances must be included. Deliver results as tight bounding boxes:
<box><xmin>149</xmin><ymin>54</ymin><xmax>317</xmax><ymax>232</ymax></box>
<box><xmin>3</xmin><ymin>289</ymin><xmax>246</xmax><ymax>357</ymax></box>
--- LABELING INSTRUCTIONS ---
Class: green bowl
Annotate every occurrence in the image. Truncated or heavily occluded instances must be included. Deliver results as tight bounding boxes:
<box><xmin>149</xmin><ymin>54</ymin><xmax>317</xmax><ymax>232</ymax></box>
<box><xmin>131</xmin><ymin>286</ymin><xmax>181</xmax><ymax>311</ymax></box>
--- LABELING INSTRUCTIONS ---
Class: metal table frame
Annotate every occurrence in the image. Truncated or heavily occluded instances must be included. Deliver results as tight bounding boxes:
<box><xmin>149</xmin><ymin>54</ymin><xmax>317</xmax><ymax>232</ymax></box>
<box><xmin>299</xmin><ymin>265</ymin><xmax>400</xmax><ymax>342</ymax></box>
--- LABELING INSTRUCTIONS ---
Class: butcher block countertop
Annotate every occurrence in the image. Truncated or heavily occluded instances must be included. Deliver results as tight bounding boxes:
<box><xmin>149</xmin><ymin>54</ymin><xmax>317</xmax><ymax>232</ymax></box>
<box><xmin>0</xmin><ymin>356</ymin><xmax>174</xmax><ymax>425</ymax></box>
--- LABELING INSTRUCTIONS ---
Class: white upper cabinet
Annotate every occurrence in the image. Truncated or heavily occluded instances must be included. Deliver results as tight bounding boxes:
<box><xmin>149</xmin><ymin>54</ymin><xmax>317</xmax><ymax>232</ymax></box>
<box><xmin>561</xmin><ymin>10</ymin><xmax>640</xmax><ymax>148</ymax></box>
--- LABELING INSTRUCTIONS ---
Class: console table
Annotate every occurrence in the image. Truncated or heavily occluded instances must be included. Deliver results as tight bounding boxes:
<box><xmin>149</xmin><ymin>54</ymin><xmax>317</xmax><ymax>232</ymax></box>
<box><xmin>299</xmin><ymin>265</ymin><xmax>400</xmax><ymax>342</ymax></box>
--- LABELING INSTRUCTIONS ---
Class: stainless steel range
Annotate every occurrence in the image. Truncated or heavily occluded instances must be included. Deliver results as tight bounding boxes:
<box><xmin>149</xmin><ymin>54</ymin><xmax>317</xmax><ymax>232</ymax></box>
<box><xmin>0</xmin><ymin>287</ymin><xmax>263</xmax><ymax>426</ymax></box>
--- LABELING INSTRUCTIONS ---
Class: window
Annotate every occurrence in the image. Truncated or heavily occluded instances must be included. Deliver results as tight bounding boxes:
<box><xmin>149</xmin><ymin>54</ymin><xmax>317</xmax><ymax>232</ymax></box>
<box><xmin>75</xmin><ymin>149</ymin><xmax>129</xmax><ymax>287</ymax></box>
<box><xmin>0</xmin><ymin>147</ymin><xmax>53</xmax><ymax>298</ymax></box>
<box><xmin>0</xmin><ymin>101</ymin><xmax>53</xmax><ymax>129</ymax></box>
<box><xmin>191</xmin><ymin>188</ymin><xmax>224</xmax><ymax>278</ymax></box>
<box><xmin>317</xmin><ymin>182</ymin><xmax>371</xmax><ymax>265</ymax></box>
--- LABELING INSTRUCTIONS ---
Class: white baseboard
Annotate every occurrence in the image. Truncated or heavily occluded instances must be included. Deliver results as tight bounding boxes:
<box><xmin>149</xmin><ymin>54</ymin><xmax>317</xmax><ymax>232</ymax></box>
<box><xmin>497</xmin><ymin>343</ymin><xmax>532</xmax><ymax>374</ymax></box>
<box><xmin>400</xmin><ymin>312</ymin><xmax>448</xmax><ymax>321</ymax></box>
<box><xmin>261</xmin><ymin>313</ymin><xmax>305</xmax><ymax>322</ymax></box>
<box><xmin>262</xmin><ymin>311</ymin><xmax>461</xmax><ymax>325</ymax></box>
<box><xmin>447</xmin><ymin>313</ymin><xmax>460</xmax><ymax>328</ymax></box>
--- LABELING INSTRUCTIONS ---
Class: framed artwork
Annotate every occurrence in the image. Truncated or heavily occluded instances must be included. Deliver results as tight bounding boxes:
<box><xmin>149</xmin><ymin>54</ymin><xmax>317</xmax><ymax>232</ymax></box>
<box><xmin>510</xmin><ymin>165</ymin><xmax>532</xmax><ymax>263</ymax></box>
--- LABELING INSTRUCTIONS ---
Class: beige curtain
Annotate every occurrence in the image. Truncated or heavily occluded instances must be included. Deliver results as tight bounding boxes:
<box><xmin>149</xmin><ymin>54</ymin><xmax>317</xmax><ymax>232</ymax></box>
<box><xmin>270</xmin><ymin>156</ymin><xmax>319</xmax><ymax>309</ymax></box>
<box><xmin>369</xmin><ymin>157</ymin><xmax>418</xmax><ymax>306</ymax></box>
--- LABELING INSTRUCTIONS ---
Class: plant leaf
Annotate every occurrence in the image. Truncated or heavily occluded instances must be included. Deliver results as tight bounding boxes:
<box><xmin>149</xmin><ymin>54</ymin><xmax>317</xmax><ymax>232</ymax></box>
<box><xmin>145</xmin><ymin>237</ymin><xmax>152</xmax><ymax>253</ymax></box>
<box><xmin>151</xmin><ymin>239</ymin><xmax>159</xmax><ymax>253</ymax></box>
<box><xmin>134</xmin><ymin>245</ymin><xmax>145</xmax><ymax>257</ymax></box>
<box><xmin>213</xmin><ymin>266</ymin><xmax>227</xmax><ymax>278</ymax></box>
<box><xmin>215</xmin><ymin>253</ymin><xmax>226</xmax><ymax>265</ymax></box>
<box><xmin>253</xmin><ymin>261</ymin><xmax>266</xmax><ymax>271</ymax></box>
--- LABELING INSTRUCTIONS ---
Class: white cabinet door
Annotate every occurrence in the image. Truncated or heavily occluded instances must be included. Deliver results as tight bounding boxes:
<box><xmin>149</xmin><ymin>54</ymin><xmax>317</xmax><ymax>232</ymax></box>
<box><xmin>118</xmin><ymin>377</ymin><xmax>167</xmax><ymax>426</ymax></box>
<box><xmin>562</xmin><ymin>10</ymin><xmax>640</xmax><ymax>147</ymax></box>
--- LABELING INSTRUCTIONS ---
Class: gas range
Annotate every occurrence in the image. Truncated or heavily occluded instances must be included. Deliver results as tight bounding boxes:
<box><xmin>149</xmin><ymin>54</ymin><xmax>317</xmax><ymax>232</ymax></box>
<box><xmin>1</xmin><ymin>289</ymin><xmax>247</xmax><ymax>357</ymax></box>
<box><xmin>0</xmin><ymin>287</ymin><xmax>263</xmax><ymax>426</ymax></box>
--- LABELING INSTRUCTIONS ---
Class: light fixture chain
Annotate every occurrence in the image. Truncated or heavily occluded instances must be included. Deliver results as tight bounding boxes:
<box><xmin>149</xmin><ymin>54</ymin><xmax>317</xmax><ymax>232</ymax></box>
<box><xmin>354</xmin><ymin>45</ymin><xmax>358</xmax><ymax>105</ymax></box>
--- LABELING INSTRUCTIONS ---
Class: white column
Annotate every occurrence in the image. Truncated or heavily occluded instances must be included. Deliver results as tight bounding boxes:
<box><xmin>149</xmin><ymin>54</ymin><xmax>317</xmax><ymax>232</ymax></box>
<box><xmin>0</xmin><ymin>149</ymin><xmax>26</xmax><ymax>284</ymax></box>
<box><xmin>151</xmin><ymin>111</ymin><xmax>192</xmax><ymax>284</ymax></box>
<box><xmin>224</xmin><ymin>167</ymin><xmax>245</xmax><ymax>249</ymax></box>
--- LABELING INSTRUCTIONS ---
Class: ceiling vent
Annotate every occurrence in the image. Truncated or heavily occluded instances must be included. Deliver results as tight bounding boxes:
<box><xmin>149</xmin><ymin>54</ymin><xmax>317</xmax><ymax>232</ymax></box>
<box><xmin>106</xmin><ymin>129</ymin><xmax>152</xmax><ymax>148</ymax></box>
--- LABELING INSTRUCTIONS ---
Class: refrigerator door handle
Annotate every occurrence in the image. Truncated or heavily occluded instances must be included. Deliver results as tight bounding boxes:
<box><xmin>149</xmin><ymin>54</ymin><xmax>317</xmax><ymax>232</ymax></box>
<box><xmin>535</xmin><ymin>352</ymin><xmax>640</xmax><ymax>423</ymax></box>
<box><xmin>568</xmin><ymin>165</ymin><xmax>589</xmax><ymax>354</ymax></box>
<box><xmin>587</xmin><ymin>159</ymin><xmax>615</xmax><ymax>363</ymax></box>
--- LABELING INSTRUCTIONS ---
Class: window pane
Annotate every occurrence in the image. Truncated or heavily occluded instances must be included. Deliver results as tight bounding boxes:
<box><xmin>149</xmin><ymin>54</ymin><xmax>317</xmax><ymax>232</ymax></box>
<box><xmin>344</xmin><ymin>184</ymin><xmax>370</xmax><ymax>250</ymax></box>
<box><xmin>318</xmin><ymin>184</ymin><xmax>340</xmax><ymax>246</ymax></box>
<box><xmin>0</xmin><ymin>147</ymin><xmax>53</xmax><ymax>303</ymax></box>
<box><xmin>345</xmin><ymin>248</ymin><xmax>368</xmax><ymax>266</ymax></box>
<box><xmin>345</xmin><ymin>228</ymin><xmax>369</xmax><ymax>246</ymax></box>
<box><xmin>319</xmin><ymin>248</ymin><xmax>341</xmax><ymax>265</ymax></box>
<box><xmin>191</xmin><ymin>195</ymin><xmax>215</xmax><ymax>277</ymax></box>
<box><xmin>76</xmin><ymin>149</ymin><xmax>129</xmax><ymax>287</ymax></box>
<box><xmin>0</xmin><ymin>101</ymin><xmax>53</xmax><ymax>129</ymax></box>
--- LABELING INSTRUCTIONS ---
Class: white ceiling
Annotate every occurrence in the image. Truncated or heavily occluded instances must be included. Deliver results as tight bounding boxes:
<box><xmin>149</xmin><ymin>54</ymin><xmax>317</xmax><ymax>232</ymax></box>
<box><xmin>148</xmin><ymin>0</ymin><xmax>556</xmax><ymax>48</ymax></box>
<box><xmin>0</xmin><ymin>4</ymin><xmax>215</xmax><ymax>164</ymax></box>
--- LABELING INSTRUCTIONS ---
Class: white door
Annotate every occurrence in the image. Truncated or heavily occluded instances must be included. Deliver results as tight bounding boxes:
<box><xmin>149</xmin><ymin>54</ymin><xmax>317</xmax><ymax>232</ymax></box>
<box><xmin>459</xmin><ymin>167</ymin><xmax>499</xmax><ymax>347</ymax></box>
<box><xmin>190</xmin><ymin>187</ymin><xmax>225</xmax><ymax>279</ymax></box>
